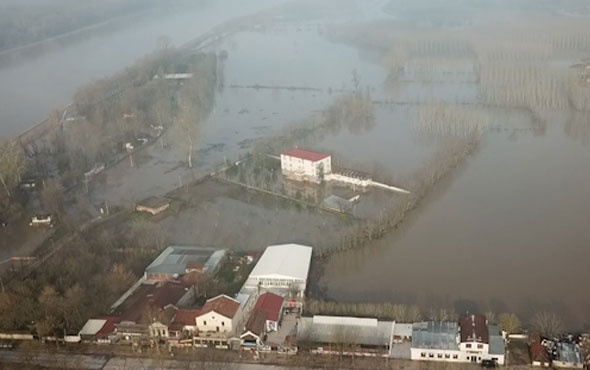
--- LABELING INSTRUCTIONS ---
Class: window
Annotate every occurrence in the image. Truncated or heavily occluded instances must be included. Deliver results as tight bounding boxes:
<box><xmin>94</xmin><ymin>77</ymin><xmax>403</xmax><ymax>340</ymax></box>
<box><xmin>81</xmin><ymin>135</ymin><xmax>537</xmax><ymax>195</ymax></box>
<box><xmin>466</xmin><ymin>344</ymin><xmax>472</xmax><ymax>348</ymax></box>
<box><xmin>421</xmin><ymin>353</ymin><xmax>426</xmax><ymax>358</ymax></box>
<box><xmin>429</xmin><ymin>353</ymin><xmax>434</xmax><ymax>358</ymax></box>
<box><xmin>221</xmin><ymin>321</ymin><xmax>225</xmax><ymax>326</ymax></box>
<box><xmin>453</xmin><ymin>355</ymin><xmax>458</xmax><ymax>359</ymax></box>
<box><xmin>477</xmin><ymin>344</ymin><xmax>483</xmax><ymax>349</ymax></box>
<box><xmin>437</xmin><ymin>354</ymin><xmax>443</xmax><ymax>358</ymax></box>
<box><xmin>203</xmin><ymin>321</ymin><xmax>207</xmax><ymax>326</ymax></box>
<box><xmin>445</xmin><ymin>354</ymin><xmax>450</xmax><ymax>359</ymax></box>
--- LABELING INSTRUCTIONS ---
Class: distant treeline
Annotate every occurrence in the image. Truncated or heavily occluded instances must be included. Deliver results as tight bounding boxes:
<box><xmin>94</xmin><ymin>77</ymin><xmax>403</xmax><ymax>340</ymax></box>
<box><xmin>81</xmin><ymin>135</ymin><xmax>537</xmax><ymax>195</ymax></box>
<box><xmin>0</xmin><ymin>0</ymin><xmax>161</xmax><ymax>51</ymax></box>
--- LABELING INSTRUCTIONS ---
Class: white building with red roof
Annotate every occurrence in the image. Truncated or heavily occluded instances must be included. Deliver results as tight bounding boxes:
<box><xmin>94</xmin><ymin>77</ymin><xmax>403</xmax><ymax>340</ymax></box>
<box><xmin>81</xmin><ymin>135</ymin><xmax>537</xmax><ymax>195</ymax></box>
<box><xmin>196</xmin><ymin>294</ymin><xmax>240</xmax><ymax>334</ymax></box>
<box><xmin>281</xmin><ymin>148</ymin><xmax>332</xmax><ymax>184</ymax></box>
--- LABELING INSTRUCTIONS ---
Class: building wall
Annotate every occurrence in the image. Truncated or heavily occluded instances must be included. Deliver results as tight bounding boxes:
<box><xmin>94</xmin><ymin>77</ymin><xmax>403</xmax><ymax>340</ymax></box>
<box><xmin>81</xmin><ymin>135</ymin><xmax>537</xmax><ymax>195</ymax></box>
<box><xmin>410</xmin><ymin>347</ymin><xmax>504</xmax><ymax>365</ymax></box>
<box><xmin>245</xmin><ymin>276</ymin><xmax>306</xmax><ymax>297</ymax></box>
<box><xmin>280</xmin><ymin>155</ymin><xmax>331</xmax><ymax>184</ymax></box>
<box><xmin>410</xmin><ymin>348</ymin><xmax>464</xmax><ymax>362</ymax></box>
<box><xmin>196</xmin><ymin>311</ymin><xmax>233</xmax><ymax>334</ymax></box>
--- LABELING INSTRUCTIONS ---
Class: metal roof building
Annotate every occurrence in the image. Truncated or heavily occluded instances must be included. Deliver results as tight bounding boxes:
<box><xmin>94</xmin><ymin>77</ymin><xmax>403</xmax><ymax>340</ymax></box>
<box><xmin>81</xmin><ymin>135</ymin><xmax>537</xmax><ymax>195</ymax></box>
<box><xmin>144</xmin><ymin>246</ymin><xmax>226</xmax><ymax>280</ymax></box>
<box><xmin>297</xmin><ymin>315</ymin><xmax>394</xmax><ymax>355</ymax></box>
<box><xmin>411</xmin><ymin>321</ymin><xmax>460</xmax><ymax>350</ymax></box>
<box><xmin>244</xmin><ymin>244</ymin><xmax>312</xmax><ymax>296</ymax></box>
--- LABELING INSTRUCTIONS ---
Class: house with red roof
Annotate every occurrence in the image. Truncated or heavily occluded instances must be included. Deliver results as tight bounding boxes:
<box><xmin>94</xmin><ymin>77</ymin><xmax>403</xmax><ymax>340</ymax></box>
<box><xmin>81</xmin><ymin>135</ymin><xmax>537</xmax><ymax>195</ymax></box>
<box><xmin>253</xmin><ymin>292</ymin><xmax>284</xmax><ymax>332</ymax></box>
<box><xmin>281</xmin><ymin>148</ymin><xmax>332</xmax><ymax>184</ymax></box>
<box><xmin>195</xmin><ymin>294</ymin><xmax>240</xmax><ymax>334</ymax></box>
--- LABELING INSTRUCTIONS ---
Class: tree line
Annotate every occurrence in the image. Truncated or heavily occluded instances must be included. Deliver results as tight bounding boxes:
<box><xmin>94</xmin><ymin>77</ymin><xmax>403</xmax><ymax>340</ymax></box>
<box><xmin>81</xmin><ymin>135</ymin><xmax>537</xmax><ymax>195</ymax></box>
<box><xmin>0</xmin><ymin>217</ymin><xmax>167</xmax><ymax>336</ymax></box>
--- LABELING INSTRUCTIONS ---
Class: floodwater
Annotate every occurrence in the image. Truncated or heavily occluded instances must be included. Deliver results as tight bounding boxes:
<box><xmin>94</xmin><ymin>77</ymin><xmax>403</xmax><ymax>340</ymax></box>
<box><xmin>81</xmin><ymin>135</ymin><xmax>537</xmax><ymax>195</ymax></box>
<box><xmin>0</xmin><ymin>0</ymin><xmax>286</xmax><ymax>139</ymax></box>
<box><xmin>5</xmin><ymin>0</ymin><xmax>590</xmax><ymax>329</ymax></box>
<box><xmin>85</xmin><ymin>1</ymin><xmax>590</xmax><ymax>329</ymax></box>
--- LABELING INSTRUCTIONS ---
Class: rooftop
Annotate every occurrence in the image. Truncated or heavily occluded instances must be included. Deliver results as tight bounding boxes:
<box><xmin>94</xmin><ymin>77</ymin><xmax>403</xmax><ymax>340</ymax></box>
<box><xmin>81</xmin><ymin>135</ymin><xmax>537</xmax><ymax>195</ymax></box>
<box><xmin>459</xmin><ymin>314</ymin><xmax>489</xmax><ymax>344</ymax></box>
<box><xmin>244</xmin><ymin>309</ymin><xmax>267</xmax><ymax>337</ymax></box>
<box><xmin>411</xmin><ymin>321</ymin><xmax>459</xmax><ymax>350</ymax></box>
<box><xmin>530</xmin><ymin>335</ymin><xmax>550</xmax><ymax>363</ymax></box>
<box><xmin>198</xmin><ymin>295</ymin><xmax>240</xmax><ymax>319</ymax></box>
<box><xmin>487</xmin><ymin>325</ymin><xmax>505</xmax><ymax>355</ymax></box>
<box><xmin>298</xmin><ymin>315</ymin><xmax>393</xmax><ymax>347</ymax></box>
<box><xmin>253</xmin><ymin>292</ymin><xmax>284</xmax><ymax>322</ymax></box>
<box><xmin>173</xmin><ymin>309</ymin><xmax>201</xmax><ymax>326</ymax></box>
<box><xmin>282</xmin><ymin>148</ymin><xmax>330</xmax><ymax>162</ymax></box>
<box><xmin>145</xmin><ymin>246</ymin><xmax>225</xmax><ymax>278</ymax></box>
<box><xmin>556</xmin><ymin>342</ymin><xmax>582</xmax><ymax>364</ymax></box>
<box><xmin>117</xmin><ymin>282</ymin><xmax>186</xmax><ymax>323</ymax></box>
<box><xmin>248</xmin><ymin>244</ymin><xmax>312</xmax><ymax>281</ymax></box>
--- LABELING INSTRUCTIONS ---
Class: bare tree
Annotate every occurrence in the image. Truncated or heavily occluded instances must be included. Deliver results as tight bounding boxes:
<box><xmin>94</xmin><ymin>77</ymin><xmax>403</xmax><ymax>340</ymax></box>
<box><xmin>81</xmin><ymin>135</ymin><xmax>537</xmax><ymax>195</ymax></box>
<box><xmin>0</xmin><ymin>140</ymin><xmax>26</xmax><ymax>198</ymax></box>
<box><xmin>40</xmin><ymin>179</ymin><xmax>64</xmax><ymax>217</ymax></box>
<box><xmin>531</xmin><ymin>311</ymin><xmax>564</xmax><ymax>338</ymax></box>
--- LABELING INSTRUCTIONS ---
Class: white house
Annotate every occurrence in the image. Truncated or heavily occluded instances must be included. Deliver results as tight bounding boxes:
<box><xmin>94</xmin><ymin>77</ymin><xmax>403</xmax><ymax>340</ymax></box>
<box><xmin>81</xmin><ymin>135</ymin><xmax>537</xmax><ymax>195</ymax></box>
<box><xmin>244</xmin><ymin>244</ymin><xmax>313</xmax><ymax>297</ymax></box>
<box><xmin>281</xmin><ymin>148</ymin><xmax>332</xmax><ymax>184</ymax></box>
<box><xmin>195</xmin><ymin>295</ymin><xmax>240</xmax><ymax>334</ymax></box>
<box><xmin>410</xmin><ymin>315</ymin><xmax>505</xmax><ymax>365</ymax></box>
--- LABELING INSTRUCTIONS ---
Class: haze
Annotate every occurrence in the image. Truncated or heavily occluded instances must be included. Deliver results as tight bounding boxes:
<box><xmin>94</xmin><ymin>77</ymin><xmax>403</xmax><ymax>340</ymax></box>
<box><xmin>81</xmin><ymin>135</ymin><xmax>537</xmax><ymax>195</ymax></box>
<box><xmin>0</xmin><ymin>0</ymin><xmax>589</xmax><ymax>369</ymax></box>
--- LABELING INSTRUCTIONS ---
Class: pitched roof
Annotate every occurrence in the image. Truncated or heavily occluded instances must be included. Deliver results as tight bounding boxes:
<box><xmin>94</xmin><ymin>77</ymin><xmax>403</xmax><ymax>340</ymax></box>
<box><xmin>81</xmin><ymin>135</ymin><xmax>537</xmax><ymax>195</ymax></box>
<box><xmin>173</xmin><ymin>309</ymin><xmax>200</xmax><ymax>327</ymax></box>
<box><xmin>459</xmin><ymin>314</ymin><xmax>489</xmax><ymax>344</ymax></box>
<box><xmin>95</xmin><ymin>316</ymin><xmax>120</xmax><ymax>336</ymax></box>
<box><xmin>198</xmin><ymin>295</ymin><xmax>240</xmax><ymax>319</ymax></box>
<box><xmin>253</xmin><ymin>292</ymin><xmax>284</xmax><ymax>322</ymax></box>
<box><xmin>245</xmin><ymin>309</ymin><xmax>267</xmax><ymax>336</ymax></box>
<box><xmin>248</xmin><ymin>244</ymin><xmax>312</xmax><ymax>281</ymax></box>
<box><xmin>119</xmin><ymin>282</ymin><xmax>186</xmax><ymax>323</ymax></box>
<box><xmin>282</xmin><ymin>148</ymin><xmax>330</xmax><ymax>162</ymax></box>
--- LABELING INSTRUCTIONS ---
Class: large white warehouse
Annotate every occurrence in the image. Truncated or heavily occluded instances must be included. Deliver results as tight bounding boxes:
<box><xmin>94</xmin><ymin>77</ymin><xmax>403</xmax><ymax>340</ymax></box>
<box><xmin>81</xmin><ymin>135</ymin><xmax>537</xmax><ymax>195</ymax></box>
<box><xmin>244</xmin><ymin>244</ymin><xmax>313</xmax><ymax>296</ymax></box>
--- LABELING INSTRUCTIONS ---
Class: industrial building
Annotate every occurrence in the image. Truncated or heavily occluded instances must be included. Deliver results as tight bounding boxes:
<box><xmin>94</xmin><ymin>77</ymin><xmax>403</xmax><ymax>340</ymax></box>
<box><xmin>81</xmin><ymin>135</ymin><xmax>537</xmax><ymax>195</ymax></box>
<box><xmin>243</xmin><ymin>244</ymin><xmax>312</xmax><ymax>297</ymax></box>
<box><xmin>144</xmin><ymin>246</ymin><xmax>226</xmax><ymax>281</ymax></box>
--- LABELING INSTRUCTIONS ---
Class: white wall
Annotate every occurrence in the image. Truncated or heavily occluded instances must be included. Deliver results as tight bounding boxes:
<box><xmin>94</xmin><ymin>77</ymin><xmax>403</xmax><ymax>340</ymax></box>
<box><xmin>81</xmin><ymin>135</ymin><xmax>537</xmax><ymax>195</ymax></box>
<box><xmin>280</xmin><ymin>155</ymin><xmax>331</xmax><ymax>183</ymax></box>
<box><xmin>196</xmin><ymin>311</ymin><xmax>233</xmax><ymax>334</ymax></box>
<box><xmin>410</xmin><ymin>348</ymin><xmax>465</xmax><ymax>362</ymax></box>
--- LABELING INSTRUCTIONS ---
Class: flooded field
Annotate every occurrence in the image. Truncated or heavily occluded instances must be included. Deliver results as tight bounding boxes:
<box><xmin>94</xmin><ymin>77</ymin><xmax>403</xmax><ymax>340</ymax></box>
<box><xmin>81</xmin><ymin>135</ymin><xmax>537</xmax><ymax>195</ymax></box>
<box><xmin>85</xmin><ymin>1</ymin><xmax>590</xmax><ymax>329</ymax></box>
<box><xmin>6</xmin><ymin>0</ymin><xmax>590</xmax><ymax>331</ymax></box>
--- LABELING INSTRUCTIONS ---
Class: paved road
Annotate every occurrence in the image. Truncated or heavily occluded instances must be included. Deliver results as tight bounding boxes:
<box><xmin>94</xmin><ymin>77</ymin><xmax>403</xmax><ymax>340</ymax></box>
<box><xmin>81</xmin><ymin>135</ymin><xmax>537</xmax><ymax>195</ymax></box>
<box><xmin>0</xmin><ymin>350</ymin><xmax>298</xmax><ymax>370</ymax></box>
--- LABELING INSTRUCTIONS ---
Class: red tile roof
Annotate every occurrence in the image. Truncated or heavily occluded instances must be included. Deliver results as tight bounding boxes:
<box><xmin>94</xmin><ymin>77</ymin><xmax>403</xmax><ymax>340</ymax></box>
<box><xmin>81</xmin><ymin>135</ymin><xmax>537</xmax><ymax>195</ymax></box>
<box><xmin>173</xmin><ymin>309</ymin><xmax>200</xmax><ymax>326</ymax></box>
<box><xmin>282</xmin><ymin>148</ymin><xmax>330</xmax><ymax>162</ymax></box>
<box><xmin>459</xmin><ymin>314</ymin><xmax>489</xmax><ymax>344</ymax></box>
<box><xmin>120</xmin><ymin>282</ymin><xmax>186</xmax><ymax>323</ymax></box>
<box><xmin>199</xmin><ymin>295</ymin><xmax>240</xmax><ymax>319</ymax></box>
<box><xmin>253</xmin><ymin>292</ymin><xmax>284</xmax><ymax>322</ymax></box>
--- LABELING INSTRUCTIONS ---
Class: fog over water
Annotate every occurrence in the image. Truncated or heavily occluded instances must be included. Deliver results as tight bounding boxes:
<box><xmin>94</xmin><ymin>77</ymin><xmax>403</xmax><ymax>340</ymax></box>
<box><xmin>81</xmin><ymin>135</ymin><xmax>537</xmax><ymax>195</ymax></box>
<box><xmin>0</xmin><ymin>0</ymin><xmax>283</xmax><ymax>138</ymax></box>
